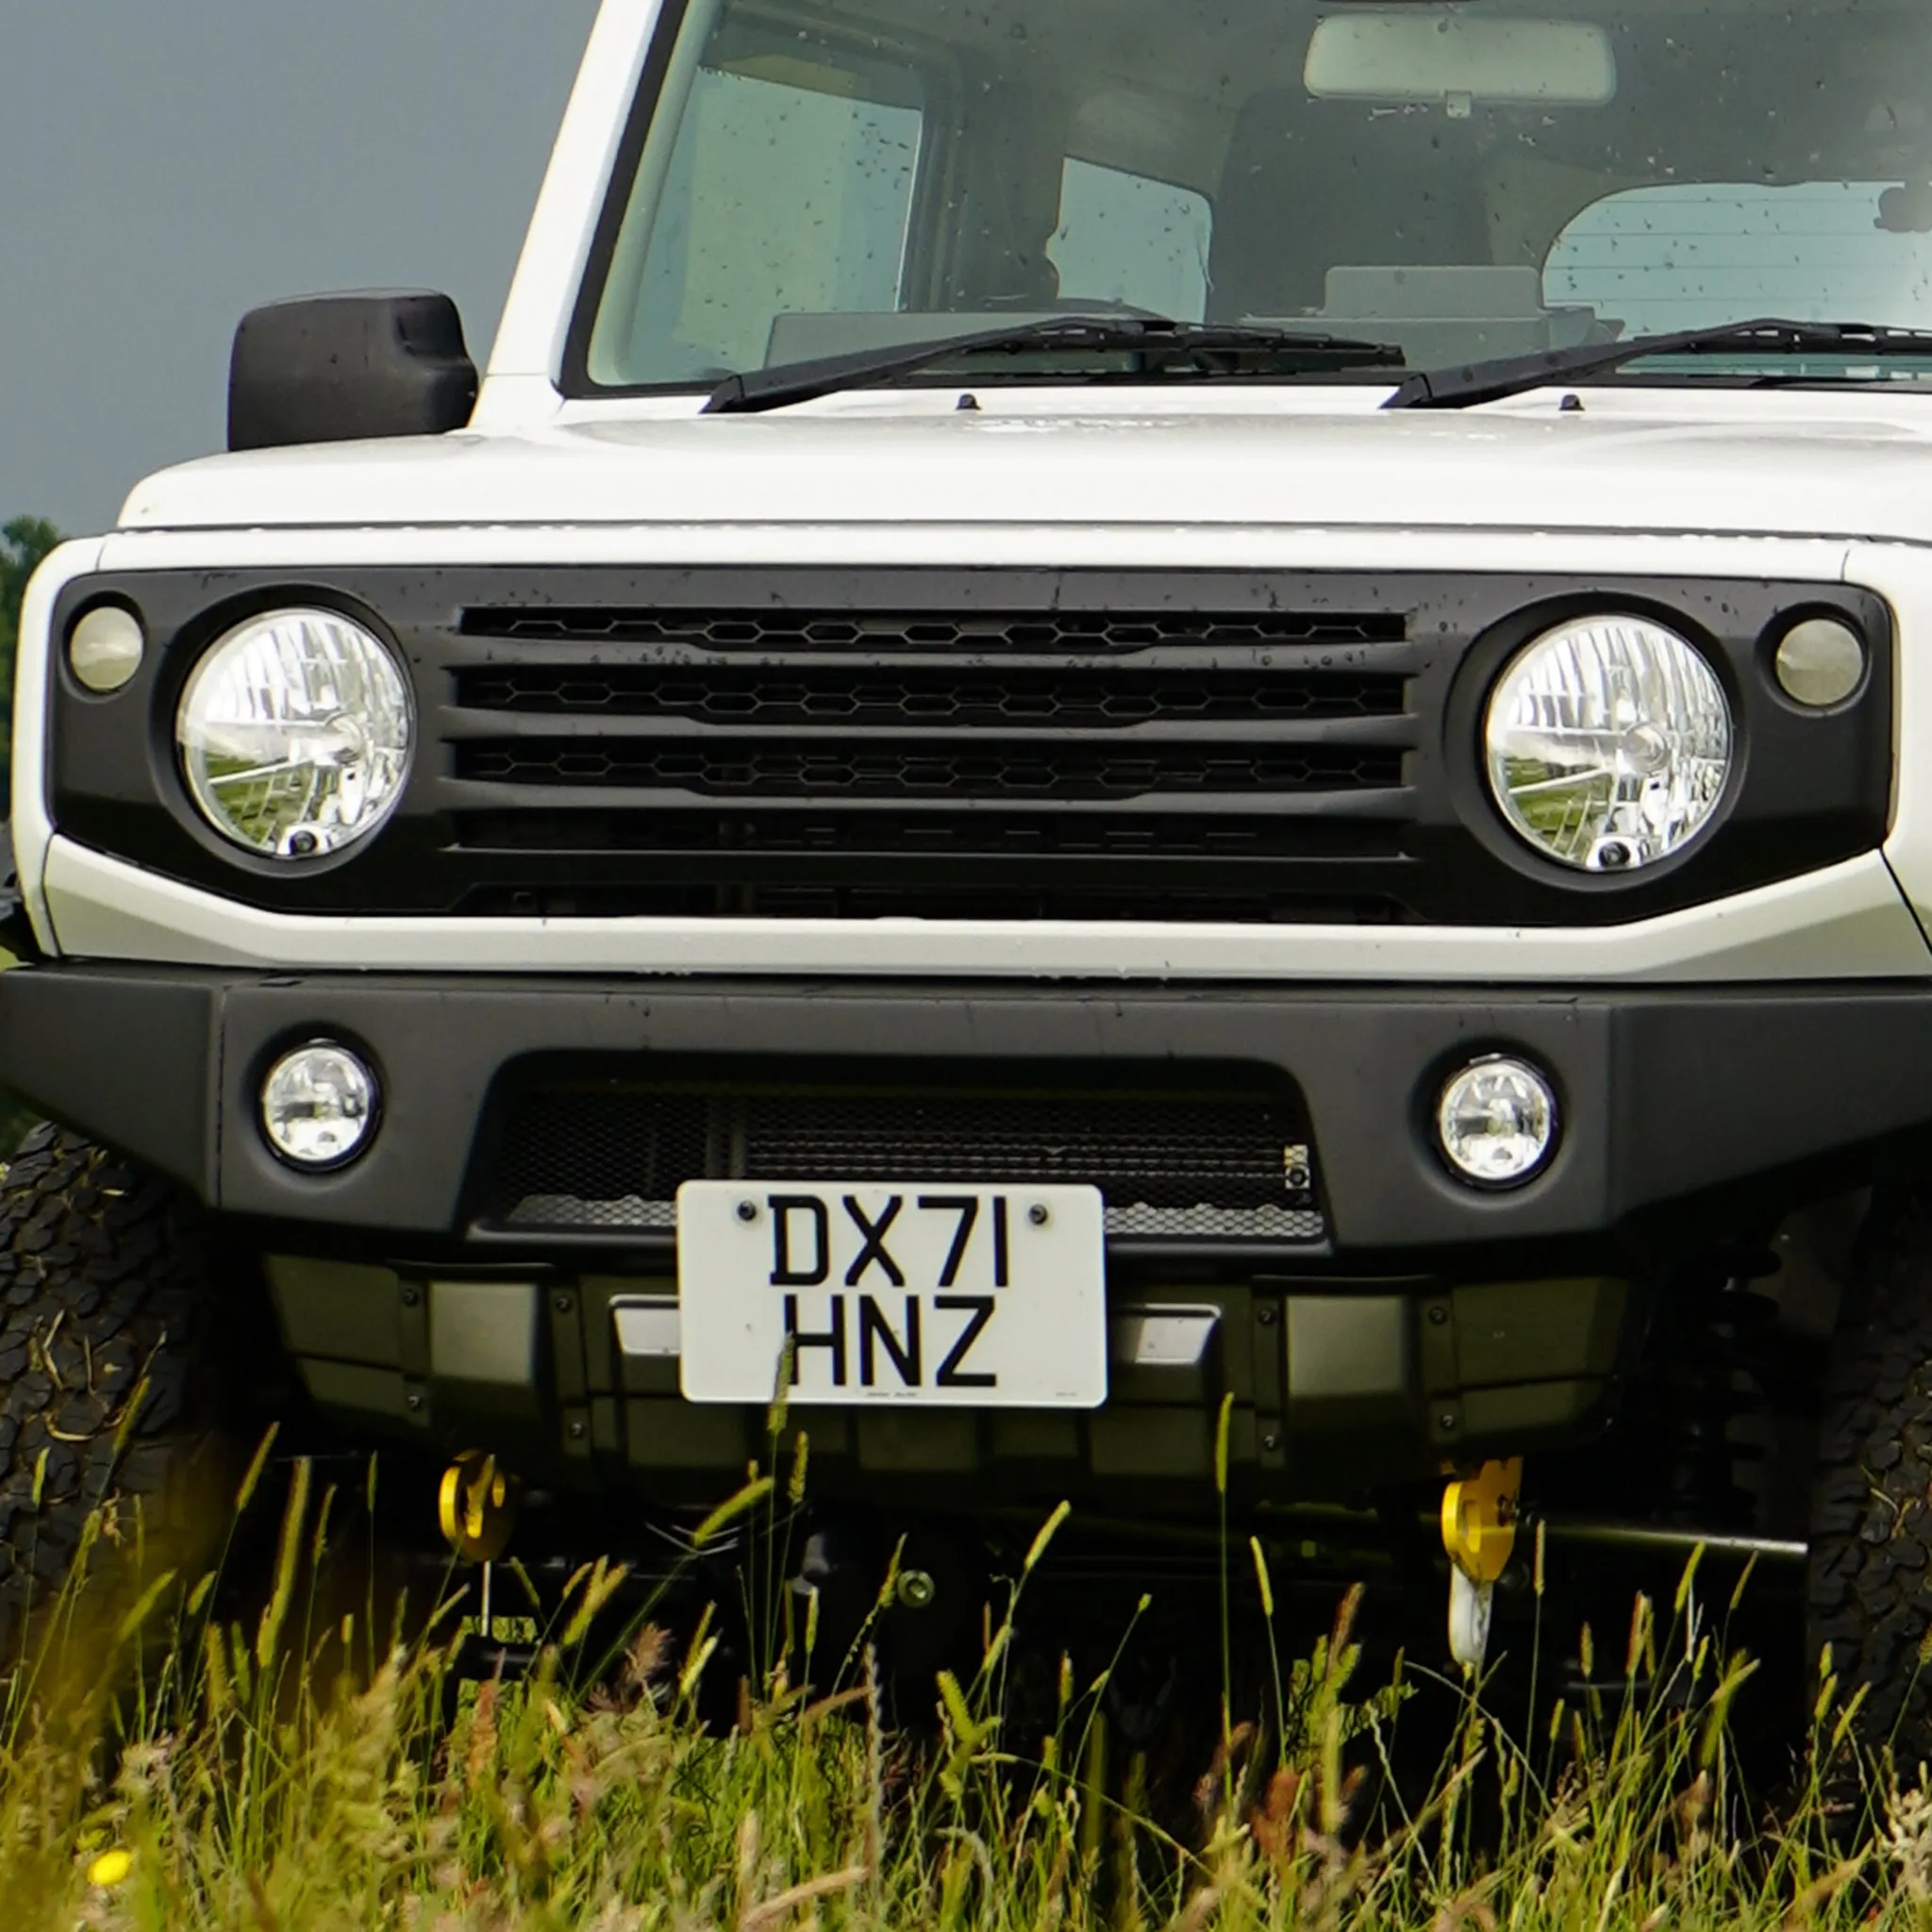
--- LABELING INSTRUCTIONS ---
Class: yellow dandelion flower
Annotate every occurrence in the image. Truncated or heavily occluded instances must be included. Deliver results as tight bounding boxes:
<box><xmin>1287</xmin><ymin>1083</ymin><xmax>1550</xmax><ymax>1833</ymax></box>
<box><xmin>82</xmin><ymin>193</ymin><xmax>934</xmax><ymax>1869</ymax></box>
<box><xmin>87</xmin><ymin>1848</ymin><xmax>133</xmax><ymax>1889</ymax></box>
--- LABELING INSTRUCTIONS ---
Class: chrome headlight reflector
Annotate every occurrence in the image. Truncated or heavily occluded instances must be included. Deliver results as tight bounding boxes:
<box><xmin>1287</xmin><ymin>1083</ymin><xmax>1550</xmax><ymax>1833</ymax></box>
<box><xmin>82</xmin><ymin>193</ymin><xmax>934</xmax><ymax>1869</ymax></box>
<box><xmin>176</xmin><ymin>608</ymin><xmax>412</xmax><ymax>858</ymax></box>
<box><xmin>1483</xmin><ymin>615</ymin><xmax>1732</xmax><ymax>873</ymax></box>
<box><xmin>1437</xmin><ymin>1055</ymin><xmax>1558</xmax><ymax>1188</ymax></box>
<box><xmin>261</xmin><ymin>1041</ymin><xmax>379</xmax><ymax>1169</ymax></box>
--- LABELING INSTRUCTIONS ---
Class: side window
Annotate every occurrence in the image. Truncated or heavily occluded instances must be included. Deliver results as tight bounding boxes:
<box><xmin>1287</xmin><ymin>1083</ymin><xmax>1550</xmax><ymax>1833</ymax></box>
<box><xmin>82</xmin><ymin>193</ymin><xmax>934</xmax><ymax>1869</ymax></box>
<box><xmin>1048</xmin><ymin>158</ymin><xmax>1211</xmax><ymax>321</ymax></box>
<box><xmin>627</xmin><ymin>64</ymin><xmax>923</xmax><ymax>378</ymax></box>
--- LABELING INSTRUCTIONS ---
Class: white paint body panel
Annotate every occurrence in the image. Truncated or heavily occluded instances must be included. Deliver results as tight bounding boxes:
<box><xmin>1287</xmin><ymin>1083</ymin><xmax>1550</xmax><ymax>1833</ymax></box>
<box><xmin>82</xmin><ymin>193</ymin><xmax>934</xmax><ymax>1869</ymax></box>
<box><xmin>476</xmin><ymin>0</ymin><xmax>660</xmax><ymax>400</ymax></box>
<box><xmin>12</xmin><ymin>540</ymin><xmax>105</xmax><ymax>954</ymax></box>
<box><xmin>26</xmin><ymin>438</ymin><xmax>1932</xmax><ymax>981</ymax></box>
<box><xmin>35</xmin><ymin>840</ymin><xmax>1927</xmax><ymax>982</ymax></box>
<box><xmin>16</xmin><ymin>0</ymin><xmax>1932</xmax><ymax>987</ymax></box>
<box><xmin>111</xmin><ymin>389</ymin><xmax>1932</xmax><ymax>545</ymax></box>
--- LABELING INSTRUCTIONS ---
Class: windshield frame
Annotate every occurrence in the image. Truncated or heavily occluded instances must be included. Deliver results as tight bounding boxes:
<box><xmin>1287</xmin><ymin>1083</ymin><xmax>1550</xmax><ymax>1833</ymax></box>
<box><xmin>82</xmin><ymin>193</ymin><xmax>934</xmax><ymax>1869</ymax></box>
<box><xmin>561</xmin><ymin>0</ymin><xmax>703</xmax><ymax>400</ymax></box>
<box><xmin>560</xmin><ymin>0</ymin><xmax>1932</xmax><ymax>405</ymax></box>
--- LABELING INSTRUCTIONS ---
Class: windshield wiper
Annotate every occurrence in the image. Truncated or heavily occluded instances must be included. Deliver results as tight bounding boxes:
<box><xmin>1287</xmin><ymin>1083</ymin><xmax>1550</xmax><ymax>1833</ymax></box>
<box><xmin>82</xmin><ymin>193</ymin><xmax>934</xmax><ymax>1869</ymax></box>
<box><xmin>702</xmin><ymin>317</ymin><xmax>1404</xmax><ymax>415</ymax></box>
<box><xmin>1385</xmin><ymin>317</ymin><xmax>1932</xmax><ymax>409</ymax></box>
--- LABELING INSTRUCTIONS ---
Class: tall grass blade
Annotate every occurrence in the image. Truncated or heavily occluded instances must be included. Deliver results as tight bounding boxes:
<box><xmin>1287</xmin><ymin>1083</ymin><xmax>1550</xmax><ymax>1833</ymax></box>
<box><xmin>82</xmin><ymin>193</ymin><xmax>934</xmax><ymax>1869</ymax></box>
<box><xmin>691</xmin><ymin>1475</ymin><xmax>776</xmax><ymax>1549</ymax></box>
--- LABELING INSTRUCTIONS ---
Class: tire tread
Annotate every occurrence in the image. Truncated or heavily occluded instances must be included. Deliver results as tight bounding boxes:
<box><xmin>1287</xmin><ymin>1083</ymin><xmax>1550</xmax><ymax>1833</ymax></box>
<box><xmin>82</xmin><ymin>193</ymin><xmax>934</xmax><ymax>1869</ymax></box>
<box><xmin>0</xmin><ymin>1124</ymin><xmax>212</xmax><ymax>1640</ymax></box>
<box><xmin>1809</xmin><ymin>1185</ymin><xmax>1932</xmax><ymax>1756</ymax></box>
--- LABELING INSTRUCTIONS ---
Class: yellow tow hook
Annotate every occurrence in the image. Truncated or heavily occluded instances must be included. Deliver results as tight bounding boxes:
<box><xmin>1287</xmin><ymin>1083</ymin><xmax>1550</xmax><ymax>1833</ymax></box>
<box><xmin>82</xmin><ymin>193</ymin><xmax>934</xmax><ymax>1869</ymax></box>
<box><xmin>439</xmin><ymin>1451</ymin><xmax>520</xmax><ymax>1640</ymax></box>
<box><xmin>1441</xmin><ymin>1457</ymin><xmax>1523</xmax><ymax>1671</ymax></box>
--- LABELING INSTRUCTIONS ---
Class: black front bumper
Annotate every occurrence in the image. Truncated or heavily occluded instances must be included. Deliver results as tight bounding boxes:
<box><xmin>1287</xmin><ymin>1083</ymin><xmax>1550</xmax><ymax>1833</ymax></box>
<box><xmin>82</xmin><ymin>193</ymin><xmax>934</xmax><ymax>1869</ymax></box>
<box><xmin>4</xmin><ymin>964</ymin><xmax>1931</xmax><ymax>1266</ymax></box>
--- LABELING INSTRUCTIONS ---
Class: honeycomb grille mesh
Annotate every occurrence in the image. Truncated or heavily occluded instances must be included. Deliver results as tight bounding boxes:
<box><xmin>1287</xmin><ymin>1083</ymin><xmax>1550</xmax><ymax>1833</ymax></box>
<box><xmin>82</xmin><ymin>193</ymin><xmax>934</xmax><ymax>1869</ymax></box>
<box><xmin>487</xmin><ymin>1080</ymin><xmax>1324</xmax><ymax>1243</ymax></box>
<box><xmin>445</xmin><ymin>597</ymin><xmax>1415</xmax><ymax>924</ymax></box>
<box><xmin>456</xmin><ymin>738</ymin><xmax>1402</xmax><ymax>798</ymax></box>
<box><xmin>460</xmin><ymin>608</ymin><xmax>1406</xmax><ymax>652</ymax></box>
<box><xmin>455</xmin><ymin>662</ymin><xmax>1406</xmax><ymax>726</ymax></box>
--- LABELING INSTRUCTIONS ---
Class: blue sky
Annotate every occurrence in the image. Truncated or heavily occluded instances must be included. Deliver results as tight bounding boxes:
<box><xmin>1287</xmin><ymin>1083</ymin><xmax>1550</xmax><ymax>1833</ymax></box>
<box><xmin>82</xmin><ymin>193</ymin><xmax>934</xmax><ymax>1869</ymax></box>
<box><xmin>0</xmin><ymin>1</ymin><xmax>598</xmax><ymax>533</ymax></box>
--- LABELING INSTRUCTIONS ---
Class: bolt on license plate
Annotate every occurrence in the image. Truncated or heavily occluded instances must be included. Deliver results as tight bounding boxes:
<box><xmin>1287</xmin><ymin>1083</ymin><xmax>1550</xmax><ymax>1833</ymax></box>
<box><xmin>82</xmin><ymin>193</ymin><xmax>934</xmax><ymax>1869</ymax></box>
<box><xmin>677</xmin><ymin>1181</ymin><xmax>1108</xmax><ymax>1407</ymax></box>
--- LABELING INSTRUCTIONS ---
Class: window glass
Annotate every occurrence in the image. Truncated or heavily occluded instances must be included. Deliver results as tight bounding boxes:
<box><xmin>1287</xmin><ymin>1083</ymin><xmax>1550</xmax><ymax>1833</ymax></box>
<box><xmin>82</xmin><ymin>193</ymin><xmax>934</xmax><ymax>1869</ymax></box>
<box><xmin>1545</xmin><ymin>182</ymin><xmax>1932</xmax><ymax>338</ymax></box>
<box><xmin>1048</xmin><ymin>159</ymin><xmax>1212</xmax><ymax>322</ymax></box>
<box><xmin>581</xmin><ymin>0</ymin><xmax>1932</xmax><ymax>391</ymax></box>
<box><xmin>596</xmin><ymin>60</ymin><xmax>921</xmax><ymax>382</ymax></box>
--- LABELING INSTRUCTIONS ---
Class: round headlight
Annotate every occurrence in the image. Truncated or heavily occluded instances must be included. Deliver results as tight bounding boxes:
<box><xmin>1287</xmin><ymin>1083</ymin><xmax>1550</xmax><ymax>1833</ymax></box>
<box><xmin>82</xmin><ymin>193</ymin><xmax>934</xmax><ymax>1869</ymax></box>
<box><xmin>1484</xmin><ymin>616</ymin><xmax>1732</xmax><ymax>872</ymax></box>
<box><xmin>176</xmin><ymin>608</ymin><xmax>412</xmax><ymax>858</ymax></box>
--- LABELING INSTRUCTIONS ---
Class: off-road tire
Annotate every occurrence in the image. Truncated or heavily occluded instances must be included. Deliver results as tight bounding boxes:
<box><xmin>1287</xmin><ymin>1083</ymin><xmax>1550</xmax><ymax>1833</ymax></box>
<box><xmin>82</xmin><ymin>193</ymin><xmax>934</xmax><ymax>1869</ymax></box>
<box><xmin>0</xmin><ymin>1124</ymin><xmax>224</xmax><ymax>1653</ymax></box>
<box><xmin>1809</xmin><ymin>1183</ymin><xmax>1932</xmax><ymax>1772</ymax></box>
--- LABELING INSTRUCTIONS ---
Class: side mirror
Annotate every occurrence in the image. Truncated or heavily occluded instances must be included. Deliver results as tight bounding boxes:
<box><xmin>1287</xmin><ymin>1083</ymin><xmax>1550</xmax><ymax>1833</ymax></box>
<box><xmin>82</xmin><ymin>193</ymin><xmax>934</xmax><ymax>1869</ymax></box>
<box><xmin>227</xmin><ymin>291</ymin><xmax>479</xmax><ymax>453</ymax></box>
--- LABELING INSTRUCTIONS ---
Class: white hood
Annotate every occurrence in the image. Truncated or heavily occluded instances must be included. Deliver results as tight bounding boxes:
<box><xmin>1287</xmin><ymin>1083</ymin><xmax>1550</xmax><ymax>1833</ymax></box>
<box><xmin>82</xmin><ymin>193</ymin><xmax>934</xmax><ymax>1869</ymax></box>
<box><xmin>114</xmin><ymin>388</ymin><xmax>1932</xmax><ymax>545</ymax></box>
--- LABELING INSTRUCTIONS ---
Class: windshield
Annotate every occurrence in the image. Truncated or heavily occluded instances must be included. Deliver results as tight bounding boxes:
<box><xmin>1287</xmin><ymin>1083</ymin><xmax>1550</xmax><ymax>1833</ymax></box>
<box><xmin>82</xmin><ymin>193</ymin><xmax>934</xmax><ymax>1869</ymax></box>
<box><xmin>575</xmin><ymin>0</ymin><xmax>1932</xmax><ymax>392</ymax></box>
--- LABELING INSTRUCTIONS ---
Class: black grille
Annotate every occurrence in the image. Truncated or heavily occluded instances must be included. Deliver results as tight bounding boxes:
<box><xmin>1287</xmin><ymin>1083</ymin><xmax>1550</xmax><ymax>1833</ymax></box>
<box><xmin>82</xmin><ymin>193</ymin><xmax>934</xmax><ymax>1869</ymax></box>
<box><xmin>454</xmin><ymin>737</ymin><xmax>1402</xmax><ymax>799</ymax></box>
<box><xmin>443</xmin><ymin>591</ymin><xmax>1418</xmax><ymax>924</ymax></box>
<box><xmin>452</xmin><ymin>808</ymin><xmax>1399</xmax><ymax>858</ymax></box>
<box><xmin>460</xmin><ymin>607</ymin><xmax>1406</xmax><ymax>651</ymax></box>
<box><xmin>454</xmin><ymin>661</ymin><xmax>1406</xmax><ymax>725</ymax></box>
<box><xmin>450</xmin><ymin>805</ymin><xmax>1408</xmax><ymax>921</ymax></box>
<box><xmin>486</xmin><ymin>1074</ymin><xmax>1324</xmax><ymax>1242</ymax></box>
<box><xmin>50</xmin><ymin>565</ymin><xmax>1897</xmax><ymax>928</ymax></box>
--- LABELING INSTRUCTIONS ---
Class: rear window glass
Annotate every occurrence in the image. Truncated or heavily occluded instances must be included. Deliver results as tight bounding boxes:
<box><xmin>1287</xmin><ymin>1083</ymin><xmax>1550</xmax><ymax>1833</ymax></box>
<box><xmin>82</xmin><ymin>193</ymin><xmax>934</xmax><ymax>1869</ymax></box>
<box><xmin>1546</xmin><ymin>182</ymin><xmax>1932</xmax><ymax>336</ymax></box>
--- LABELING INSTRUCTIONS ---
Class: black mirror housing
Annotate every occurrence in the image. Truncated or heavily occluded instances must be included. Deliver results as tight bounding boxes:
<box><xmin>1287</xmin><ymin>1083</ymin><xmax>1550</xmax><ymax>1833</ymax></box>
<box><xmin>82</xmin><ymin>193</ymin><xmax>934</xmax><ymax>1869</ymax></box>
<box><xmin>227</xmin><ymin>291</ymin><xmax>479</xmax><ymax>453</ymax></box>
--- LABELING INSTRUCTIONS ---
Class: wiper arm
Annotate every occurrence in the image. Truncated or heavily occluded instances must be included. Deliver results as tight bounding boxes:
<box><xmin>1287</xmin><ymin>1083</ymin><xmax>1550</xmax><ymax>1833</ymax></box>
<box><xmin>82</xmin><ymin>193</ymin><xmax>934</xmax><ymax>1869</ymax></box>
<box><xmin>703</xmin><ymin>316</ymin><xmax>1403</xmax><ymax>416</ymax></box>
<box><xmin>1383</xmin><ymin>317</ymin><xmax>1932</xmax><ymax>410</ymax></box>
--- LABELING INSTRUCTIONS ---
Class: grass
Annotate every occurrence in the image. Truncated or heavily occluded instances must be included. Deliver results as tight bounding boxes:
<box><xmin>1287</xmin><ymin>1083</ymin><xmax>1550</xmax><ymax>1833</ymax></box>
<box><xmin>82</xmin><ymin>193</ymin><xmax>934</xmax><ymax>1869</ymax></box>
<box><xmin>1</xmin><ymin>1423</ymin><xmax>1929</xmax><ymax>1929</ymax></box>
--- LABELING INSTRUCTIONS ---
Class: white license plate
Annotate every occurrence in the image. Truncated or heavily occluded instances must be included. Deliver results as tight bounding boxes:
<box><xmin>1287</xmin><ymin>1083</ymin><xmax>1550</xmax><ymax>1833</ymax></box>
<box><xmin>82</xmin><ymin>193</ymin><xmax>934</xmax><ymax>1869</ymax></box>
<box><xmin>677</xmin><ymin>1181</ymin><xmax>1108</xmax><ymax>1407</ymax></box>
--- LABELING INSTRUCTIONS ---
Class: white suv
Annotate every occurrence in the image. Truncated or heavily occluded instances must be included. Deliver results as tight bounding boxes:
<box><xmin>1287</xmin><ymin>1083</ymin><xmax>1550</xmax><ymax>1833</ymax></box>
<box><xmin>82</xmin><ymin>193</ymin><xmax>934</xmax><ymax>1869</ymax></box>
<box><xmin>7</xmin><ymin>0</ymin><xmax>1932</xmax><ymax>1730</ymax></box>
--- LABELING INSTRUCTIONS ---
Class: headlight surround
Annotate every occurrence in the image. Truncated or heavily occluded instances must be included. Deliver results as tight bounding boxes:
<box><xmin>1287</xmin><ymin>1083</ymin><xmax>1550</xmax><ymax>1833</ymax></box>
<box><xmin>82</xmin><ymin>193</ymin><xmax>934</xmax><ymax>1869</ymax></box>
<box><xmin>1483</xmin><ymin>615</ymin><xmax>1732</xmax><ymax>872</ymax></box>
<box><xmin>176</xmin><ymin>608</ymin><xmax>413</xmax><ymax>858</ymax></box>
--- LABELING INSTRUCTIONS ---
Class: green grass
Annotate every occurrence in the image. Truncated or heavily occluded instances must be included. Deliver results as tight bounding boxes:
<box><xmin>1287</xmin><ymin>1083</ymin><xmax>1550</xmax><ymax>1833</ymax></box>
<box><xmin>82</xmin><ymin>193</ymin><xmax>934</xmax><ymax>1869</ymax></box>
<box><xmin>1</xmin><ymin>1430</ymin><xmax>1928</xmax><ymax>1930</ymax></box>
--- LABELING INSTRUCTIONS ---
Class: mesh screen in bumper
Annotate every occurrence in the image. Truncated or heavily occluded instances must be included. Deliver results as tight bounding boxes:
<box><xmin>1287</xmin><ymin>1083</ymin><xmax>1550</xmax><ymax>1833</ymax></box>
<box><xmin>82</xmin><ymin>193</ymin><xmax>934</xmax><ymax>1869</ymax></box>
<box><xmin>485</xmin><ymin>1078</ymin><xmax>1324</xmax><ymax>1243</ymax></box>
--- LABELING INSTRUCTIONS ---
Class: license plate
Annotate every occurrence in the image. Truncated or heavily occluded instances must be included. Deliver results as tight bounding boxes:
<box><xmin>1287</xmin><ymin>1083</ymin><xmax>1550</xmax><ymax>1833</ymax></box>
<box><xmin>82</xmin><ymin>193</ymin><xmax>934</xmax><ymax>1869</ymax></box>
<box><xmin>677</xmin><ymin>1181</ymin><xmax>1108</xmax><ymax>1407</ymax></box>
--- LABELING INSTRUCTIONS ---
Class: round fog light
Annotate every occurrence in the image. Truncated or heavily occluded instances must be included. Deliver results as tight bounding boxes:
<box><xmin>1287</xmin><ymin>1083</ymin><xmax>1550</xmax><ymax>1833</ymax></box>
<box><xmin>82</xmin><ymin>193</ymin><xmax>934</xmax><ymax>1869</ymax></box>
<box><xmin>1774</xmin><ymin>617</ymin><xmax>1866</xmax><ymax>708</ymax></box>
<box><xmin>1437</xmin><ymin>1056</ymin><xmax>1558</xmax><ymax>1188</ymax></box>
<box><xmin>68</xmin><ymin>606</ymin><xmax>145</xmax><ymax>693</ymax></box>
<box><xmin>261</xmin><ymin>1043</ymin><xmax>377</xmax><ymax>1170</ymax></box>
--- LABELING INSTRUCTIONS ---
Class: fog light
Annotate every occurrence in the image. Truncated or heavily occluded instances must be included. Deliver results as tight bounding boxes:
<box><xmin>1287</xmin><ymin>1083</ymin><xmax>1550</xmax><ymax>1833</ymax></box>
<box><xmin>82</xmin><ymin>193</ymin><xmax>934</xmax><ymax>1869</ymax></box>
<box><xmin>1436</xmin><ymin>1056</ymin><xmax>1557</xmax><ymax>1188</ymax></box>
<box><xmin>1774</xmin><ymin>617</ymin><xmax>1866</xmax><ymax>708</ymax></box>
<box><xmin>261</xmin><ymin>1043</ymin><xmax>377</xmax><ymax>1169</ymax></box>
<box><xmin>68</xmin><ymin>606</ymin><xmax>145</xmax><ymax>693</ymax></box>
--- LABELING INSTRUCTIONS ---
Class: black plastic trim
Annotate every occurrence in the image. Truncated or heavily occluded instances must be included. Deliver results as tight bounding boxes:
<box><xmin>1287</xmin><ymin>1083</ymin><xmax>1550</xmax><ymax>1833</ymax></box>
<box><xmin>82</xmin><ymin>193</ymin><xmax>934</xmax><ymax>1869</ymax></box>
<box><xmin>45</xmin><ymin>567</ymin><xmax>1893</xmax><ymax>930</ymax></box>
<box><xmin>228</xmin><ymin>292</ymin><xmax>478</xmax><ymax>451</ymax></box>
<box><xmin>4</xmin><ymin>965</ymin><xmax>1932</xmax><ymax>1272</ymax></box>
<box><xmin>0</xmin><ymin>824</ymin><xmax>42</xmax><ymax>964</ymax></box>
